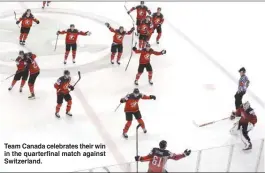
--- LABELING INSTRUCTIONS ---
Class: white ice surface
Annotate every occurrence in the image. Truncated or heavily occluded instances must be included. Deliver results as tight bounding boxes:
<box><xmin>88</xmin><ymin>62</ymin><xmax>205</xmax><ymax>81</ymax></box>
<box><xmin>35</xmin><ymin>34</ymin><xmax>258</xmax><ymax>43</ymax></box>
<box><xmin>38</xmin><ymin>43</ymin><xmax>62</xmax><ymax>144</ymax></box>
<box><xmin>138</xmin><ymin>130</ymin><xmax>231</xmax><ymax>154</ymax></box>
<box><xmin>0</xmin><ymin>2</ymin><xmax>264</xmax><ymax>172</ymax></box>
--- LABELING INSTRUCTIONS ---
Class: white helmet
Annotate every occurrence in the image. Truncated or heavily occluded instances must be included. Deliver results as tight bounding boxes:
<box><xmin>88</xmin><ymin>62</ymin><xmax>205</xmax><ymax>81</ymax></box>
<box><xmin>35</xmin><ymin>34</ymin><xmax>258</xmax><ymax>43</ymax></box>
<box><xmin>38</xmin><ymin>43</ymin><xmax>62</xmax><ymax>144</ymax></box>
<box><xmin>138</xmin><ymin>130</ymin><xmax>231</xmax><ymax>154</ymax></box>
<box><xmin>243</xmin><ymin>101</ymin><xmax>250</xmax><ymax>110</ymax></box>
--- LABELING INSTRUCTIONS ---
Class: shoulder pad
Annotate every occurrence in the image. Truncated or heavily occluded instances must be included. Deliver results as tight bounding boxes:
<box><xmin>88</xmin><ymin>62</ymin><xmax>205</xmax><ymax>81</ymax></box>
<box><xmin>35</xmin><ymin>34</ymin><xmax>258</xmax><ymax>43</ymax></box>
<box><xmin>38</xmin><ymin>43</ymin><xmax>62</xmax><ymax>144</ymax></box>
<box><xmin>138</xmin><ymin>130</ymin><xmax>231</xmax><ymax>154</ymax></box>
<box><xmin>67</xmin><ymin>29</ymin><xmax>71</xmax><ymax>32</ymax></box>
<box><xmin>73</xmin><ymin>29</ymin><xmax>78</xmax><ymax>33</ymax></box>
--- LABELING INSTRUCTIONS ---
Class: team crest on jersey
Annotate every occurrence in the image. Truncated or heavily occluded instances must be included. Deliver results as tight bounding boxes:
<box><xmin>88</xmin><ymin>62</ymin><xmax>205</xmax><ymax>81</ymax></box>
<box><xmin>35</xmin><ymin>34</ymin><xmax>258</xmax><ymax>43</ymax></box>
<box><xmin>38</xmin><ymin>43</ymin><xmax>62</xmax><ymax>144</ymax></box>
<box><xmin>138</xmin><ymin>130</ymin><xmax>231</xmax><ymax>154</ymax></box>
<box><xmin>117</xmin><ymin>35</ymin><xmax>123</xmax><ymax>40</ymax></box>
<box><xmin>155</xmin><ymin>19</ymin><xmax>160</xmax><ymax>24</ymax></box>
<box><xmin>130</xmin><ymin>101</ymin><xmax>137</xmax><ymax>107</ymax></box>
<box><xmin>69</xmin><ymin>35</ymin><xmax>75</xmax><ymax>40</ymax></box>
<box><xmin>25</xmin><ymin>20</ymin><xmax>30</xmax><ymax>24</ymax></box>
<box><xmin>139</xmin><ymin>10</ymin><xmax>144</xmax><ymax>16</ymax></box>
<box><xmin>144</xmin><ymin>54</ymin><xmax>150</xmax><ymax>60</ymax></box>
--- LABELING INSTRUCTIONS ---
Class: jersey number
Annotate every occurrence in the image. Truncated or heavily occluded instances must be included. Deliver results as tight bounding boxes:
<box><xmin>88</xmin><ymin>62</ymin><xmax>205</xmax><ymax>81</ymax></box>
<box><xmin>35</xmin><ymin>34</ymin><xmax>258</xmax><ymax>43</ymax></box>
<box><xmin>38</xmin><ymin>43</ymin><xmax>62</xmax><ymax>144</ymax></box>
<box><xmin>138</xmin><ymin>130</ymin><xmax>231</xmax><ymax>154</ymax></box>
<box><xmin>152</xmin><ymin>156</ymin><xmax>162</xmax><ymax>167</ymax></box>
<box><xmin>32</xmin><ymin>61</ymin><xmax>38</xmax><ymax>69</ymax></box>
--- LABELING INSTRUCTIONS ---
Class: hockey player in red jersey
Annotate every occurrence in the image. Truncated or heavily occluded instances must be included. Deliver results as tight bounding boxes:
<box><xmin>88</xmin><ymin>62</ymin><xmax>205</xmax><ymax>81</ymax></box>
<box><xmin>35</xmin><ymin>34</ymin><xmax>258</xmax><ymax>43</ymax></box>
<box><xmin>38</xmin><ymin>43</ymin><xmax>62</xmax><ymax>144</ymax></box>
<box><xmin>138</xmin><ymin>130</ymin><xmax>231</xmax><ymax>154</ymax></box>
<box><xmin>230</xmin><ymin>101</ymin><xmax>257</xmax><ymax>150</ymax></box>
<box><xmin>25</xmin><ymin>52</ymin><xmax>40</xmax><ymax>99</ymax></box>
<box><xmin>127</xmin><ymin>1</ymin><xmax>151</xmax><ymax>35</ymax></box>
<box><xmin>16</xmin><ymin>9</ymin><xmax>40</xmax><ymax>45</ymax></box>
<box><xmin>105</xmin><ymin>23</ymin><xmax>135</xmax><ymax>64</ymax></box>
<box><xmin>120</xmin><ymin>88</ymin><xmax>156</xmax><ymax>139</ymax></box>
<box><xmin>151</xmin><ymin>7</ymin><xmax>164</xmax><ymax>44</ymax></box>
<box><xmin>138</xmin><ymin>16</ymin><xmax>153</xmax><ymax>49</ymax></box>
<box><xmin>135</xmin><ymin>140</ymin><xmax>191</xmax><ymax>172</ymax></box>
<box><xmin>42</xmin><ymin>1</ymin><xmax>51</xmax><ymax>9</ymax></box>
<box><xmin>133</xmin><ymin>43</ymin><xmax>166</xmax><ymax>85</ymax></box>
<box><xmin>8</xmin><ymin>51</ymin><xmax>29</xmax><ymax>92</ymax></box>
<box><xmin>57</xmin><ymin>24</ymin><xmax>91</xmax><ymax>64</ymax></box>
<box><xmin>54</xmin><ymin>70</ymin><xmax>74</xmax><ymax>118</ymax></box>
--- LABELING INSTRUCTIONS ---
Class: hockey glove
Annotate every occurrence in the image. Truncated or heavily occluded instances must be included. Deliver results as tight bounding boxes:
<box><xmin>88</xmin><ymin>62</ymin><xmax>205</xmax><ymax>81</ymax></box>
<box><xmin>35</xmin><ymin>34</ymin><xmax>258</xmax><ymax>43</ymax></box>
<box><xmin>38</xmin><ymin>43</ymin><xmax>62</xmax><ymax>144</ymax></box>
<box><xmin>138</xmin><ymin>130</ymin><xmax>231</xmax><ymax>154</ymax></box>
<box><xmin>161</xmin><ymin>50</ymin><xmax>166</xmax><ymax>54</ymax></box>
<box><xmin>36</xmin><ymin>20</ymin><xmax>40</xmax><ymax>24</ymax></box>
<box><xmin>105</xmin><ymin>22</ymin><xmax>110</xmax><ymax>28</ymax></box>
<box><xmin>16</xmin><ymin>21</ymin><xmax>20</xmax><ymax>24</ymax></box>
<box><xmin>69</xmin><ymin>85</ymin><xmax>74</xmax><ymax>91</ymax></box>
<box><xmin>132</xmin><ymin>47</ymin><xmax>137</xmax><ymax>51</ymax></box>
<box><xmin>131</xmin><ymin>27</ymin><xmax>135</xmax><ymax>31</ymax></box>
<box><xmin>150</xmin><ymin>95</ymin><xmax>156</xmax><ymax>100</ymax></box>
<box><xmin>230</xmin><ymin>112</ymin><xmax>236</xmax><ymax>120</ymax></box>
<box><xmin>135</xmin><ymin>156</ymin><xmax>141</xmax><ymax>161</ymax></box>
<box><xmin>56</xmin><ymin>31</ymin><xmax>60</xmax><ymax>35</ymax></box>
<box><xmin>120</xmin><ymin>98</ymin><xmax>126</xmax><ymax>103</ymax></box>
<box><xmin>183</xmin><ymin>149</ymin><xmax>191</xmax><ymax>156</ymax></box>
<box><xmin>86</xmin><ymin>31</ymin><xmax>91</xmax><ymax>36</ymax></box>
<box><xmin>127</xmin><ymin>11</ymin><xmax>130</xmax><ymax>14</ymax></box>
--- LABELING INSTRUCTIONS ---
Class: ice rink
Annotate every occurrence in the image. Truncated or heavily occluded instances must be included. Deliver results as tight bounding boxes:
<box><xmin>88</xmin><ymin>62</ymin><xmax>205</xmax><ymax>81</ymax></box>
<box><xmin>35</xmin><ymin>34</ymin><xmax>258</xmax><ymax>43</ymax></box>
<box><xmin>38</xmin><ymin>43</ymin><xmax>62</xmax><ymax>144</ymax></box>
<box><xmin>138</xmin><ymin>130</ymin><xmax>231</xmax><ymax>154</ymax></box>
<box><xmin>0</xmin><ymin>1</ymin><xmax>264</xmax><ymax>172</ymax></box>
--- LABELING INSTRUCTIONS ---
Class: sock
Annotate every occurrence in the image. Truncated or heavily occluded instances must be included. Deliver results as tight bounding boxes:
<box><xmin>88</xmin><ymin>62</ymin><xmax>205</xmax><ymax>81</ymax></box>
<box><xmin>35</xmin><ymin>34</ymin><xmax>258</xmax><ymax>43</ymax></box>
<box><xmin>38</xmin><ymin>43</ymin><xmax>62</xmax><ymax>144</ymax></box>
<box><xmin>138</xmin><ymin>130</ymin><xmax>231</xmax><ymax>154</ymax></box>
<box><xmin>43</xmin><ymin>1</ymin><xmax>46</xmax><ymax>6</ymax></box>
<box><xmin>11</xmin><ymin>80</ymin><xmax>17</xmax><ymax>87</ymax></box>
<box><xmin>19</xmin><ymin>34</ymin><xmax>23</xmax><ymax>41</ymax></box>
<box><xmin>56</xmin><ymin>104</ymin><xmax>62</xmax><ymax>113</ymax></box>
<box><xmin>64</xmin><ymin>51</ymin><xmax>69</xmax><ymax>60</ymax></box>
<box><xmin>156</xmin><ymin>33</ymin><xmax>161</xmax><ymax>41</ymax></box>
<box><xmin>28</xmin><ymin>83</ymin><xmax>34</xmax><ymax>94</ymax></box>
<box><xmin>72</xmin><ymin>51</ymin><xmax>76</xmax><ymax>60</ymax></box>
<box><xmin>20</xmin><ymin>80</ymin><xmax>26</xmax><ymax>88</ymax></box>
<box><xmin>23</xmin><ymin>34</ymin><xmax>28</xmax><ymax>41</ymax></box>
<box><xmin>117</xmin><ymin>52</ymin><xmax>122</xmax><ymax>62</ymax></box>
<box><xmin>148</xmin><ymin>71</ymin><xmax>153</xmax><ymax>81</ymax></box>
<box><xmin>111</xmin><ymin>52</ymin><xmax>115</xmax><ymax>61</ymax></box>
<box><xmin>137</xmin><ymin>118</ymin><xmax>145</xmax><ymax>129</ymax></box>
<box><xmin>66</xmin><ymin>100</ymin><xmax>72</xmax><ymax>112</ymax></box>
<box><xmin>136</xmin><ymin>73</ymin><xmax>142</xmax><ymax>80</ymax></box>
<box><xmin>123</xmin><ymin>121</ymin><xmax>132</xmax><ymax>133</ymax></box>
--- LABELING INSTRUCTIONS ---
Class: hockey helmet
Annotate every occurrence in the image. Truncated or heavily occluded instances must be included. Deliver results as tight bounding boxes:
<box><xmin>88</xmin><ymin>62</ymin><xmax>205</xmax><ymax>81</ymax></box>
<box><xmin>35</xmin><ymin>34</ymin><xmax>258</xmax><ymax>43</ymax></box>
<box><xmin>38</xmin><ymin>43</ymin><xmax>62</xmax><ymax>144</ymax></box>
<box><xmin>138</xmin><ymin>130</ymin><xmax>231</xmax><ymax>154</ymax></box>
<box><xmin>26</xmin><ymin>52</ymin><xmax>32</xmax><ymax>58</ymax></box>
<box><xmin>70</xmin><ymin>24</ymin><xmax>75</xmax><ymax>28</ymax></box>
<box><xmin>238</xmin><ymin>67</ymin><xmax>246</xmax><ymax>73</ymax></box>
<box><xmin>140</xmin><ymin>1</ymin><xmax>144</xmax><ymax>5</ymax></box>
<box><xmin>64</xmin><ymin>70</ymin><xmax>70</xmax><ymax>76</ymax></box>
<box><xmin>19</xmin><ymin>50</ymin><xmax>24</xmax><ymax>56</ymax></box>
<box><xmin>26</xmin><ymin>9</ymin><xmax>31</xmax><ymax>13</ymax></box>
<box><xmin>157</xmin><ymin>7</ymin><xmax>162</xmax><ymax>11</ymax></box>
<box><xmin>243</xmin><ymin>101</ymin><xmax>250</xmax><ymax>111</ymax></box>
<box><xmin>159</xmin><ymin>140</ymin><xmax>167</xmax><ymax>149</ymax></box>
<box><xmin>133</xmin><ymin>88</ymin><xmax>140</xmax><ymax>95</ymax></box>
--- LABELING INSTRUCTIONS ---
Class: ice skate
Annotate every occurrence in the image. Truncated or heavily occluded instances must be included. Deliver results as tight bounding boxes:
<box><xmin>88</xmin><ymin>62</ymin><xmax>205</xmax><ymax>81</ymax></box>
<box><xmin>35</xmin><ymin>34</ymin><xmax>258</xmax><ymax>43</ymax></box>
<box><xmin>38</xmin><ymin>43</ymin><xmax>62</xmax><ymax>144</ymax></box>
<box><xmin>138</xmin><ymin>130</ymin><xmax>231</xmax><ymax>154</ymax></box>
<box><xmin>66</xmin><ymin>112</ymin><xmax>72</xmax><ymax>116</ymax></box>
<box><xmin>28</xmin><ymin>93</ymin><xmax>35</xmax><ymax>99</ymax></box>
<box><xmin>116</xmin><ymin>61</ymin><xmax>121</xmax><ymax>65</ymax></box>
<box><xmin>22</xmin><ymin>41</ymin><xmax>25</xmax><ymax>46</ymax></box>
<box><xmin>134</xmin><ymin>80</ymin><xmax>138</xmax><ymax>85</ymax></box>
<box><xmin>123</xmin><ymin>133</ymin><xmax>128</xmax><ymax>139</ymax></box>
<box><xmin>19</xmin><ymin>41</ymin><xmax>23</xmax><ymax>45</ymax></box>
<box><xmin>149</xmin><ymin>80</ymin><xmax>153</xmax><ymax>85</ymax></box>
<box><xmin>64</xmin><ymin>60</ymin><xmax>67</xmax><ymax>65</ymax></box>
<box><xmin>143</xmin><ymin>128</ymin><xmax>147</xmax><ymax>133</ymax></box>
<box><xmin>19</xmin><ymin>87</ymin><xmax>22</xmax><ymax>92</ymax></box>
<box><xmin>111</xmin><ymin>60</ymin><xmax>114</xmax><ymax>64</ymax></box>
<box><xmin>156</xmin><ymin>41</ymin><xmax>159</xmax><ymax>44</ymax></box>
<box><xmin>73</xmin><ymin>60</ymin><xmax>76</xmax><ymax>64</ymax></box>
<box><xmin>8</xmin><ymin>86</ymin><xmax>12</xmax><ymax>91</ymax></box>
<box><xmin>42</xmin><ymin>6</ymin><xmax>44</xmax><ymax>9</ymax></box>
<box><xmin>55</xmin><ymin>112</ymin><xmax>60</xmax><ymax>118</ymax></box>
<box><xmin>243</xmin><ymin>142</ymin><xmax>252</xmax><ymax>150</ymax></box>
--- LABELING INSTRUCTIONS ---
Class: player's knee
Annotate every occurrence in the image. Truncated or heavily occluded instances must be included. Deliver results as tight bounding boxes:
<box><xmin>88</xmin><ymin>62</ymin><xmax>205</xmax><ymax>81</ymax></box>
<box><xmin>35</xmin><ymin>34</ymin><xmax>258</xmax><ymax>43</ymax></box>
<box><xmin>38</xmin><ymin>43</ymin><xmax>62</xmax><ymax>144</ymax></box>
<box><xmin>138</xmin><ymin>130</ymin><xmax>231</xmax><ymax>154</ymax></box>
<box><xmin>56</xmin><ymin>104</ymin><xmax>62</xmax><ymax>108</ymax></box>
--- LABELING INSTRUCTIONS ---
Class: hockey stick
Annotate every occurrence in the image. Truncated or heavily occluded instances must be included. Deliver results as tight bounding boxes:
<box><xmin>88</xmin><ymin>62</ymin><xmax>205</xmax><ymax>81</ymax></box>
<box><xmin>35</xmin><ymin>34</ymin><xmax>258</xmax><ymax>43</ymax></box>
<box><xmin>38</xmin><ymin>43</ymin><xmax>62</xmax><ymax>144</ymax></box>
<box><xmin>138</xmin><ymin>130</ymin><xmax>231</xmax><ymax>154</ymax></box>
<box><xmin>14</xmin><ymin>11</ymin><xmax>20</xmax><ymax>28</ymax></box>
<box><xmin>72</xmin><ymin>71</ymin><xmax>81</xmax><ymax>87</ymax></box>
<box><xmin>114</xmin><ymin>103</ymin><xmax>121</xmax><ymax>112</ymax></box>
<box><xmin>0</xmin><ymin>74</ymin><xmax>15</xmax><ymax>83</ymax></box>
<box><xmin>54</xmin><ymin>34</ymin><xmax>59</xmax><ymax>51</ymax></box>
<box><xmin>136</xmin><ymin>124</ymin><xmax>141</xmax><ymax>173</ymax></box>
<box><xmin>125</xmin><ymin>42</ymin><xmax>137</xmax><ymax>71</ymax></box>
<box><xmin>193</xmin><ymin>116</ymin><xmax>230</xmax><ymax>127</ymax></box>
<box><xmin>124</xmin><ymin>2</ymin><xmax>135</xmax><ymax>23</ymax></box>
